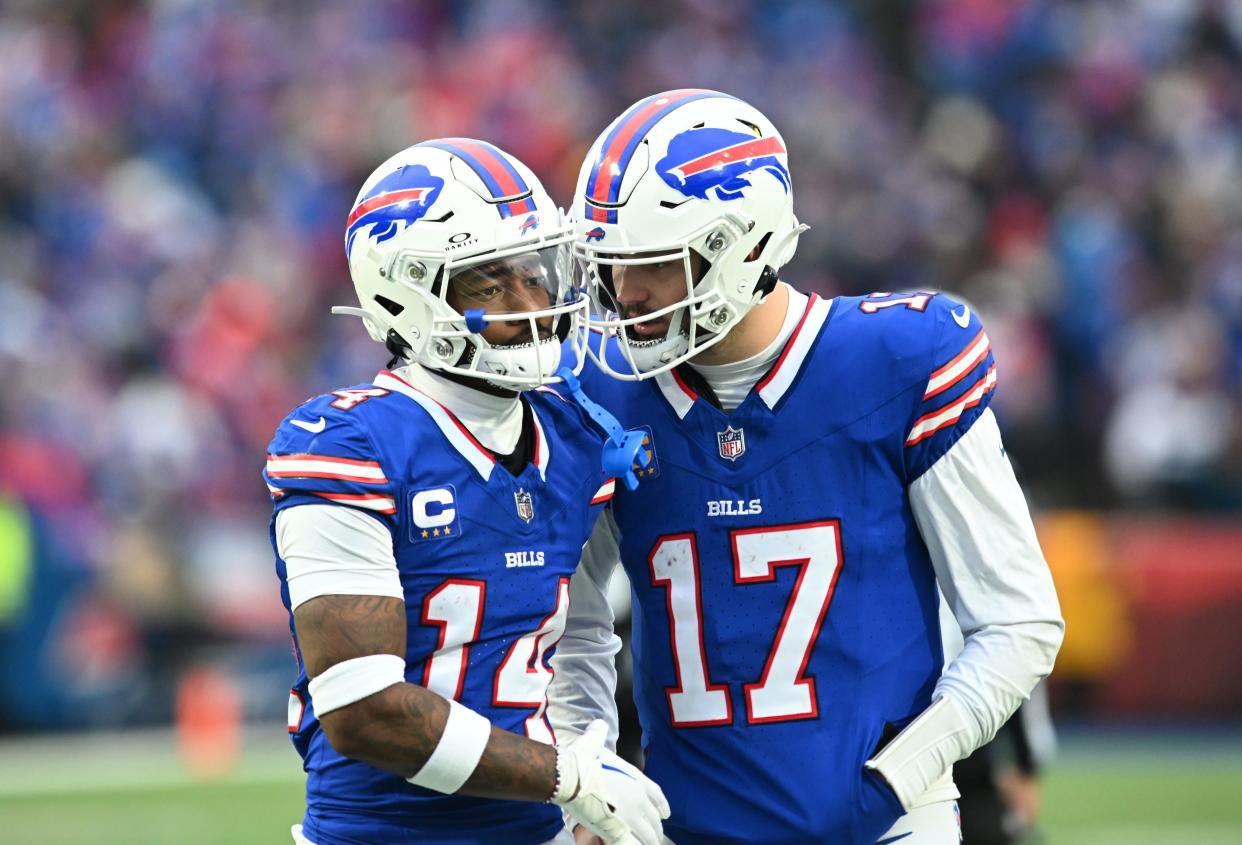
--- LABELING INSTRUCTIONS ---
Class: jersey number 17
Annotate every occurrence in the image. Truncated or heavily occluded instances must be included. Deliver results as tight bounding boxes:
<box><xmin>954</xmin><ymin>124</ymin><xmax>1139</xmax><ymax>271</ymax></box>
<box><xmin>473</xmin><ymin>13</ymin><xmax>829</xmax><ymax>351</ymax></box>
<box><xmin>651</xmin><ymin>520</ymin><xmax>843</xmax><ymax>726</ymax></box>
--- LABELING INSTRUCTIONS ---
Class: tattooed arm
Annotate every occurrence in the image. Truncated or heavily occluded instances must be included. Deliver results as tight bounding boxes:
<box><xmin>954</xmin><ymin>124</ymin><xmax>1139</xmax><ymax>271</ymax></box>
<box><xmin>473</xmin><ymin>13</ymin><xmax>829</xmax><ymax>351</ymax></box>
<box><xmin>294</xmin><ymin>594</ymin><xmax>557</xmax><ymax>802</ymax></box>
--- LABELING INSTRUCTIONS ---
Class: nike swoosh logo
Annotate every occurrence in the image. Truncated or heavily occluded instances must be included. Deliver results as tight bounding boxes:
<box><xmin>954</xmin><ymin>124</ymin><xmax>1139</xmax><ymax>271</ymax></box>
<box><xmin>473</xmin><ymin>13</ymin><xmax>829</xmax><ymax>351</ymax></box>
<box><xmin>876</xmin><ymin>834</ymin><xmax>912</xmax><ymax>844</ymax></box>
<box><xmin>952</xmin><ymin>305</ymin><xmax>970</xmax><ymax>328</ymax></box>
<box><xmin>291</xmin><ymin>416</ymin><xmax>326</xmax><ymax>434</ymax></box>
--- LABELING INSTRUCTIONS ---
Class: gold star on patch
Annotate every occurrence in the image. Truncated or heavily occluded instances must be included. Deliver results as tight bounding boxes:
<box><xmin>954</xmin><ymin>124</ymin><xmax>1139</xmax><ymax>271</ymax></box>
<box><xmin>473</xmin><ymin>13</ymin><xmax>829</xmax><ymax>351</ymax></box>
<box><xmin>443</xmin><ymin>526</ymin><xmax>452</xmax><ymax>535</ymax></box>
<box><xmin>421</xmin><ymin>530</ymin><xmax>429</xmax><ymax>538</ymax></box>
<box><xmin>432</xmin><ymin>528</ymin><xmax>441</xmax><ymax>537</ymax></box>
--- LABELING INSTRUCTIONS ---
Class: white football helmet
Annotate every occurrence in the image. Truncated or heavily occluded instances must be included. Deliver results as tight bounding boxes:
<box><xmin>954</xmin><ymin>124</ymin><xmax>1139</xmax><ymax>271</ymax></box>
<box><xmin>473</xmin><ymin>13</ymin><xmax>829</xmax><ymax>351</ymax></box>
<box><xmin>573</xmin><ymin>90</ymin><xmax>806</xmax><ymax>379</ymax></box>
<box><xmin>337</xmin><ymin>138</ymin><xmax>588</xmax><ymax>389</ymax></box>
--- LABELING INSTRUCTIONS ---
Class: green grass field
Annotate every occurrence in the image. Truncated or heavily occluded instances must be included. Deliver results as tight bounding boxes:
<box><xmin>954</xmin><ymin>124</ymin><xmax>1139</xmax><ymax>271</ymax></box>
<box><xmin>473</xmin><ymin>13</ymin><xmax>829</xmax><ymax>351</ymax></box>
<box><xmin>1</xmin><ymin>729</ymin><xmax>1239</xmax><ymax>844</ymax></box>
<box><xmin>1041</xmin><ymin>758</ymin><xmax>1242</xmax><ymax>844</ymax></box>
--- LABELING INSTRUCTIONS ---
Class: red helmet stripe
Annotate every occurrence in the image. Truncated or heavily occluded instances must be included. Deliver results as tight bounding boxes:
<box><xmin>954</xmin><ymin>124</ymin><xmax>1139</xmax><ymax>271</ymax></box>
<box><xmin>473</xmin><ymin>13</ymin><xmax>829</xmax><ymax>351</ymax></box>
<box><xmin>418</xmin><ymin>138</ymin><xmax>530</xmax><ymax>204</ymax></box>
<box><xmin>586</xmin><ymin>89</ymin><xmax>722</xmax><ymax>208</ymax></box>
<box><xmin>673</xmin><ymin>136</ymin><xmax>787</xmax><ymax>179</ymax></box>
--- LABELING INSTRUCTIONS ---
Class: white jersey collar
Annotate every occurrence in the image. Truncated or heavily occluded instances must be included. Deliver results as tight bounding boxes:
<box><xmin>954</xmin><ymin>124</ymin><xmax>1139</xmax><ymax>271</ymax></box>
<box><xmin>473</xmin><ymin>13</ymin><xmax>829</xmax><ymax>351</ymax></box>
<box><xmin>653</xmin><ymin>286</ymin><xmax>832</xmax><ymax>419</ymax></box>
<box><xmin>754</xmin><ymin>292</ymin><xmax>832</xmax><ymax>410</ymax></box>
<box><xmin>690</xmin><ymin>286</ymin><xmax>809</xmax><ymax>412</ymax></box>
<box><xmin>653</xmin><ymin>367</ymin><xmax>699</xmax><ymax>420</ymax></box>
<box><xmin>376</xmin><ymin>366</ymin><xmax>552</xmax><ymax>482</ymax></box>
<box><xmin>374</xmin><ymin>369</ymin><xmax>497</xmax><ymax>480</ymax></box>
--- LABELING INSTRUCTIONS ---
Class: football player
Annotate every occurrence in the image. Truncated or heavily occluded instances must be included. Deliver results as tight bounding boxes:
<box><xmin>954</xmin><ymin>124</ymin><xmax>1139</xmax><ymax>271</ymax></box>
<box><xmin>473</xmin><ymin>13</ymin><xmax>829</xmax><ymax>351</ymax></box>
<box><xmin>265</xmin><ymin>139</ymin><xmax>669</xmax><ymax>845</ymax></box>
<box><xmin>548</xmin><ymin>91</ymin><xmax>1065</xmax><ymax>844</ymax></box>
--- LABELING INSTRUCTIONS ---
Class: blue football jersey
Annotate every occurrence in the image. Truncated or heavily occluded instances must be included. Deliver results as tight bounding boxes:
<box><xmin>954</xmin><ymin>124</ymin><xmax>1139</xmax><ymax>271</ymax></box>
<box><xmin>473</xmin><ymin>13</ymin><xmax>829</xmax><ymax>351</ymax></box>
<box><xmin>264</xmin><ymin>370</ymin><xmax>617</xmax><ymax>845</ymax></box>
<box><xmin>578</xmin><ymin>291</ymin><xmax>997</xmax><ymax>845</ymax></box>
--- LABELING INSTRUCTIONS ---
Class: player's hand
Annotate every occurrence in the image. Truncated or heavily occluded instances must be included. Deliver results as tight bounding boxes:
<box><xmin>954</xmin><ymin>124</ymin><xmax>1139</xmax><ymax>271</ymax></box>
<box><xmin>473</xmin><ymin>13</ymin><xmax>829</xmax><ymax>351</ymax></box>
<box><xmin>999</xmin><ymin>769</ymin><xmax>1041</xmax><ymax>831</ymax></box>
<box><xmin>572</xmin><ymin>824</ymin><xmax>605</xmax><ymax>845</ymax></box>
<box><xmin>550</xmin><ymin>720</ymin><xmax>670</xmax><ymax>845</ymax></box>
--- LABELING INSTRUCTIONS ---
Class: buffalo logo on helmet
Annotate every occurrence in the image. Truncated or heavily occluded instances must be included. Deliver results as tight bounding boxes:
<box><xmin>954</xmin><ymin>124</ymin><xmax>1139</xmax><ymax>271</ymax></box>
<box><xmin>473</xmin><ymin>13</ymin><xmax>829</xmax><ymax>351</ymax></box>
<box><xmin>519</xmin><ymin>213</ymin><xmax>540</xmax><ymax>235</ymax></box>
<box><xmin>656</xmin><ymin>127</ymin><xmax>790</xmax><ymax>203</ymax></box>
<box><xmin>345</xmin><ymin>163</ymin><xmax>446</xmax><ymax>254</ymax></box>
<box><xmin>584</xmin><ymin>226</ymin><xmax>607</xmax><ymax>243</ymax></box>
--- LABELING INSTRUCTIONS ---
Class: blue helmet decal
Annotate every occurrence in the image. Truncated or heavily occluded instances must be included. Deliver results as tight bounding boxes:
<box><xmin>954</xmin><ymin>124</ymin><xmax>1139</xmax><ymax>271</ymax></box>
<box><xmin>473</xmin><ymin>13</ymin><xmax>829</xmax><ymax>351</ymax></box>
<box><xmin>345</xmin><ymin>164</ymin><xmax>445</xmax><ymax>255</ymax></box>
<box><xmin>655</xmin><ymin>128</ymin><xmax>790</xmax><ymax>202</ymax></box>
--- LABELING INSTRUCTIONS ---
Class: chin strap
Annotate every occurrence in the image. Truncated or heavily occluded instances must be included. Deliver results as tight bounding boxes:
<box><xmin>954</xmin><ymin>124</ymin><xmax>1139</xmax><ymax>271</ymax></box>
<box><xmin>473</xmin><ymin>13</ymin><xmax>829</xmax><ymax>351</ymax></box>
<box><xmin>556</xmin><ymin>366</ymin><xmax>650</xmax><ymax>490</ymax></box>
<box><xmin>384</xmin><ymin>330</ymin><xmax>412</xmax><ymax>369</ymax></box>
<box><xmin>754</xmin><ymin>265</ymin><xmax>779</xmax><ymax>298</ymax></box>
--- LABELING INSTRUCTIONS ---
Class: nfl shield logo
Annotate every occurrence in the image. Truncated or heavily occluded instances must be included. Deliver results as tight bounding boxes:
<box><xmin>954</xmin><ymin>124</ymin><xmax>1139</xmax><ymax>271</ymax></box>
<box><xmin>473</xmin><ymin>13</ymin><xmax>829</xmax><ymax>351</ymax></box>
<box><xmin>717</xmin><ymin>426</ymin><xmax>746</xmax><ymax>461</ymax></box>
<box><xmin>514</xmin><ymin>488</ymin><xmax>535</xmax><ymax>523</ymax></box>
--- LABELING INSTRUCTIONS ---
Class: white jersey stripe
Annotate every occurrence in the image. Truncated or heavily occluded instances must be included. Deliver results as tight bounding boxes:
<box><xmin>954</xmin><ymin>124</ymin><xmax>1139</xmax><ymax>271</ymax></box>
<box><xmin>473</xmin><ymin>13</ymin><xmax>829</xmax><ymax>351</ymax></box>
<box><xmin>591</xmin><ymin>478</ymin><xmax>616</xmax><ymax>504</ymax></box>
<box><xmin>924</xmin><ymin>329</ymin><xmax>990</xmax><ymax>400</ymax></box>
<box><xmin>313</xmin><ymin>491</ymin><xmax>398</xmax><ymax>514</ymax></box>
<box><xmin>267</xmin><ymin>452</ymin><xmax>383</xmax><ymax>469</ymax></box>
<box><xmin>906</xmin><ymin>365</ymin><xmax>997</xmax><ymax>446</ymax></box>
<box><xmin>266</xmin><ymin>455</ymin><xmax>388</xmax><ymax>483</ymax></box>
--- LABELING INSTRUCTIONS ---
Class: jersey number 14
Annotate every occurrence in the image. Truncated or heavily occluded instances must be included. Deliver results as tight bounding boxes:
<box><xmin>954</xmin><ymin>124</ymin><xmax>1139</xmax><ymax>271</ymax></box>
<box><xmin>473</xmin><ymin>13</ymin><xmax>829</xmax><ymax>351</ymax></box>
<box><xmin>421</xmin><ymin>578</ymin><xmax>570</xmax><ymax>744</ymax></box>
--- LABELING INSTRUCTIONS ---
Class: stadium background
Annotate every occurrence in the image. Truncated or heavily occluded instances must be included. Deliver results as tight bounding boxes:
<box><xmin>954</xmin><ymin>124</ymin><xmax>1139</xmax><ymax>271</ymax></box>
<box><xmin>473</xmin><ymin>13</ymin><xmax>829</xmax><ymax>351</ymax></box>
<box><xmin>1</xmin><ymin>0</ymin><xmax>1240</xmax><ymax>842</ymax></box>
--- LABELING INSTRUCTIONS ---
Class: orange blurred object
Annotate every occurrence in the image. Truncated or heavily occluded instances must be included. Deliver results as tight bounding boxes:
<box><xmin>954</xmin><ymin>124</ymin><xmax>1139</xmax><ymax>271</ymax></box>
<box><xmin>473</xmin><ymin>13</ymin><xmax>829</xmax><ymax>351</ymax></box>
<box><xmin>1041</xmin><ymin>511</ymin><xmax>1242</xmax><ymax>718</ymax></box>
<box><xmin>175</xmin><ymin>665</ymin><xmax>241</xmax><ymax>779</ymax></box>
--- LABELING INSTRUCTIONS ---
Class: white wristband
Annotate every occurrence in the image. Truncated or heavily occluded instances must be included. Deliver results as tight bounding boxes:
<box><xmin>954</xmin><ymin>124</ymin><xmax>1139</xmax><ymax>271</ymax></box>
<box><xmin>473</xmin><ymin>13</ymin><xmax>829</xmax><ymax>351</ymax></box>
<box><xmin>408</xmin><ymin>698</ymin><xmax>492</xmax><ymax>794</ymax></box>
<box><xmin>308</xmin><ymin>653</ymin><xmax>406</xmax><ymax>717</ymax></box>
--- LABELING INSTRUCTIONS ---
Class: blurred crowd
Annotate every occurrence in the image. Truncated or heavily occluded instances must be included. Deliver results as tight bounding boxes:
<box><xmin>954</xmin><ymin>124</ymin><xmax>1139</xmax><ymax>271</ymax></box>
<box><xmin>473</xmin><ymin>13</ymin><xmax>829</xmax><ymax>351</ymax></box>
<box><xmin>1</xmin><ymin>0</ymin><xmax>1240</xmax><ymax>730</ymax></box>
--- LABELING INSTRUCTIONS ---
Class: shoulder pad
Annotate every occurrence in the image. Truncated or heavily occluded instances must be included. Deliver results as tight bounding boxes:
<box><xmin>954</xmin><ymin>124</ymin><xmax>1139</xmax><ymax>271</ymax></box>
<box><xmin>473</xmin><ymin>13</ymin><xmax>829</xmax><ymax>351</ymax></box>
<box><xmin>822</xmin><ymin>292</ymin><xmax>946</xmax><ymax>388</ymax></box>
<box><xmin>264</xmin><ymin>385</ymin><xmax>399</xmax><ymax>518</ymax></box>
<box><xmin>899</xmin><ymin>293</ymin><xmax>997</xmax><ymax>479</ymax></box>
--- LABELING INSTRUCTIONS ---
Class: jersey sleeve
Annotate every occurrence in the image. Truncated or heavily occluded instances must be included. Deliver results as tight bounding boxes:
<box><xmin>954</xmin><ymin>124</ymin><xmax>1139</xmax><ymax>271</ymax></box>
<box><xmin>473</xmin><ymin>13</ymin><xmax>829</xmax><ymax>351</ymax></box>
<box><xmin>263</xmin><ymin>399</ymin><xmax>399</xmax><ymax>532</ymax></box>
<box><xmin>903</xmin><ymin>295</ymin><xmax>997</xmax><ymax>480</ymax></box>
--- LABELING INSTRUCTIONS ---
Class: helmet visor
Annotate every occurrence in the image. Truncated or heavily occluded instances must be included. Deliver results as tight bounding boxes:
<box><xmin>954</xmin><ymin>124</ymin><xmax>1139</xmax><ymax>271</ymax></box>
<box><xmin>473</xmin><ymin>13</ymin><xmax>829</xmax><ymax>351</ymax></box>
<box><xmin>448</xmin><ymin>246</ymin><xmax>577</xmax><ymax>342</ymax></box>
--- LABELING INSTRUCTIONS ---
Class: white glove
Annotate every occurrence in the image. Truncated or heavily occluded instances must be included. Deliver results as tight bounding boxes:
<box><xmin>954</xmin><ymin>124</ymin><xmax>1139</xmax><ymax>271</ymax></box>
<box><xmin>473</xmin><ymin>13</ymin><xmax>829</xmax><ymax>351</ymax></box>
<box><xmin>550</xmin><ymin>719</ymin><xmax>670</xmax><ymax>845</ymax></box>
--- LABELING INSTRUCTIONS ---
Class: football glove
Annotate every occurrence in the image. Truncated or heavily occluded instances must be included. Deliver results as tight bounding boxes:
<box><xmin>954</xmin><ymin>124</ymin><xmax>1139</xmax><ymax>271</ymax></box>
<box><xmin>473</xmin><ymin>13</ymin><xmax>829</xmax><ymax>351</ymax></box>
<box><xmin>550</xmin><ymin>719</ymin><xmax>670</xmax><ymax>845</ymax></box>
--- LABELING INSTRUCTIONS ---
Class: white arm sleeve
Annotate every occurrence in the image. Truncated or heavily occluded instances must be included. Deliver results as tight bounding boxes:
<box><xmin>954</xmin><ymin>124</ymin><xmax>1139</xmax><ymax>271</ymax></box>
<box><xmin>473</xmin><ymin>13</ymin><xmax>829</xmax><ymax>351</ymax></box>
<box><xmin>912</xmin><ymin>407</ymin><xmax>1065</xmax><ymax>746</ymax></box>
<box><xmin>276</xmin><ymin>504</ymin><xmax>404</xmax><ymax>610</ymax></box>
<box><xmin>868</xmin><ymin>408</ymin><xmax>1064</xmax><ymax>809</ymax></box>
<box><xmin>547</xmin><ymin>509</ymin><xmax>623</xmax><ymax>748</ymax></box>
